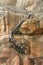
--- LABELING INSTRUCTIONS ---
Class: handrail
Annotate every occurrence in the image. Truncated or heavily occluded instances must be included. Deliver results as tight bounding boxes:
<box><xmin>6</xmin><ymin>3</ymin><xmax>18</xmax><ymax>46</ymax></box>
<box><xmin>9</xmin><ymin>13</ymin><xmax>32</xmax><ymax>54</ymax></box>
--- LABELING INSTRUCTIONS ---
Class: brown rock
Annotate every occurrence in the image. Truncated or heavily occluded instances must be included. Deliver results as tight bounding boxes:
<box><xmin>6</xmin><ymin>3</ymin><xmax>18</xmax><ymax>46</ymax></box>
<box><xmin>0</xmin><ymin>48</ymin><xmax>18</xmax><ymax>65</ymax></box>
<box><xmin>7</xmin><ymin>55</ymin><xmax>20</xmax><ymax>65</ymax></box>
<box><xmin>19</xmin><ymin>17</ymin><xmax>40</xmax><ymax>34</ymax></box>
<box><xmin>23</xmin><ymin>55</ymin><xmax>33</xmax><ymax>65</ymax></box>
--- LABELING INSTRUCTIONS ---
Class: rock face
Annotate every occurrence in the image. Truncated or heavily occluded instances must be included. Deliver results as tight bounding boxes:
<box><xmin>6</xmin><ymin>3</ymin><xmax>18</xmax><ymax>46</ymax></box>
<box><xmin>0</xmin><ymin>0</ymin><xmax>17</xmax><ymax>5</ymax></box>
<box><xmin>0</xmin><ymin>12</ymin><xmax>43</xmax><ymax>65</ymax></box>
<box><xmin>0</xmin><ymin>12</ymin><xmax>24</xmax><ymax>35</ymax></box>
<box><xmin>19</xmin><ymin>17</ymin><xmax>40</xmax><ymax>34</ymax></box>
<box><xmin>0</xmin><ymin>0</ymin><xmax>43</xmax><ymax>65</ymax></box>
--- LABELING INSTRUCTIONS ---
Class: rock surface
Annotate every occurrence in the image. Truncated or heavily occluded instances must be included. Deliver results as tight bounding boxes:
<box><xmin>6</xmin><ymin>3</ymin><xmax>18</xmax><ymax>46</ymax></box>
<box><xmin>0</xmin><ymin>0</ymin><xmax>43</xmax><ymax>65</ymax></box>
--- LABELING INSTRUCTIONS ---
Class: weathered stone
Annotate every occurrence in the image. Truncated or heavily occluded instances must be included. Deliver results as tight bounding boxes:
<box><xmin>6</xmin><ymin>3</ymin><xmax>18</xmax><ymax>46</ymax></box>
<box><xmin>23</xmin><ymin>55</ymin><xmax>33</xmax><ymax>65</ymax></box>
<box><xmin>19</xmin><ymin>17</ymin><xmax>43</xmax><ymax>34</ymax></box>
<box><xmin>0</xmin><ymin>1</ymin><xmax>43</xmax><ymax>64</ymax></box>
<box><xmin>0</xmin><ymin>0</ymin><xmax>17</xmax><ymax>6</ymax></box>
<box><xmin>6</xmin><ymin>55</ymin><xmax>20</xmax><ymax>65</ymax></box>
<box><xmin>13</xmin><ymin>35</ymin><xmax>43</xmax><ymax>57</ymax></box>
<box><xmin>0</xmin><ymin>48</ymin><xmax>18</xmax><ymax>65</ymax></box>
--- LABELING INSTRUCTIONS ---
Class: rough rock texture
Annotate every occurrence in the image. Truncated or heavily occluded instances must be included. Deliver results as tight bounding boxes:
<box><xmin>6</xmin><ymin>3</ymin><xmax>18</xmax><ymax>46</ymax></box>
<box><xmin>0</xmin><ymin>0</ymin><xmax>43</xmax><ymax>65</ymax></box>
<box><xmin>0</xmin><ymin>13</ymin><xmax>43</xmax><ymax>65</ymax></box>
<box><xmin>0</xmin><ymin>12</ymin><xmax>24</xmax><ymax>35</ymax></box>
<box><xmin>19</xmin><ymin>17</ymin><xmax>40</xmax><ymax>34</ymax></box>
<box><xmin>13</xmin><ymin>35</ymin><xmax>43</xmax><ymax>57</ymax></box>
<box><xmin>0</xmin><ymin>0</ymin><xmax>17</xmax><ymax>6</ymax></box>
<box><xmin>0</xmin><ymin>48</ymin><xmax>19</xmax><ymax>65</ymax></box>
